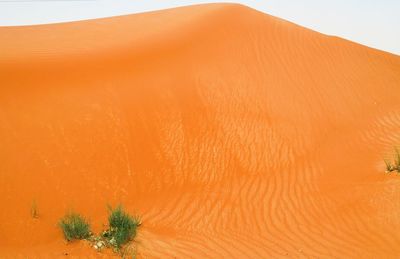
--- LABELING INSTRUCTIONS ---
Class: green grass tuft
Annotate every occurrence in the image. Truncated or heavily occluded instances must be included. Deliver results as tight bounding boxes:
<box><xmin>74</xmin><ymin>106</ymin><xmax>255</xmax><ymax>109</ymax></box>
<box><xmin>59</xmin><ymin>212</ymin><xmax>91</xmax><ymax>241</ymax></box>
<box><xmin>102</xmin><ymin>205</ymin><xmax>141</xmax><ymax>249</ymax></box>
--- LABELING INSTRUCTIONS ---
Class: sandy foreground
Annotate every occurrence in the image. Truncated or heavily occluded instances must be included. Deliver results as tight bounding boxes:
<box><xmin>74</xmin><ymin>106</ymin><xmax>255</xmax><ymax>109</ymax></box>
<box><xmin>1</xmin><ymin>3</ymin><xmax>400</xmax><ymax>258</ymax></box>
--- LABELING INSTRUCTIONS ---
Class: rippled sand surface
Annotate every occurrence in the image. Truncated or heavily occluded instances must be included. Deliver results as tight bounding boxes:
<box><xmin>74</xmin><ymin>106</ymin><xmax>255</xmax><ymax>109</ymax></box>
<box><xmin>1</xmin><ymin>3</ymin><xmax>400</xmax><ymax>258</ymax></box>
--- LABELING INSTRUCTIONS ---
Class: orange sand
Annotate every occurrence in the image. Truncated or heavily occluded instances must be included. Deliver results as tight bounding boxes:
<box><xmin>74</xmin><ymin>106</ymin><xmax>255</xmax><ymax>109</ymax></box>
<box><xmin>1</xmin><ymin>3</ymin><xmax>400</xmax><ymax>258</ymax></box>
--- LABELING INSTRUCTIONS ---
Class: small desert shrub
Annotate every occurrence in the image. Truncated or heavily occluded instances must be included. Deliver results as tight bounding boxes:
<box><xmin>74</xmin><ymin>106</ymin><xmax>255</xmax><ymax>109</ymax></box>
<box><xmin>58</xmin><ymin>205</ymin><xmax>141</xmax><ymax>255</ymax></box>
<box><xmin>31</xmin><ymin>201</ymin><xmax>38</xmax><ymax>219</ymax></box>
<box><xmin>384</xmin><ymin>147</ymin><xmax>400</xmax><ymax>173</ymax></box>
<box><xmin>384</xmin><ymin>159</ymin><xmax>395</xmax><ymax>172</ymax></box>
<box><xmin>102</xmin><ymin>205</ymin><xmax>141</xmax><ymax>249</ymax></box>
<box><xmin>395</xmin><ymin>148</ymin><xmax>400</xmax><ymax>169</ymax></box>
<box><xmin>59</xmin><ymin>212</ymin><xmax>91</xmax><ymax>241</ymax></box>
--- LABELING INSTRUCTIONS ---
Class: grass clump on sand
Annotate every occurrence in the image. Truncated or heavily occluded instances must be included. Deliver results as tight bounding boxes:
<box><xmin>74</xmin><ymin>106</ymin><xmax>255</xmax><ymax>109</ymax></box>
<box><xmin>59</xmin><ymin>212</ymin><xmax>91</xmax><ymax>241</ymax></box>
<box><xmin>384</xmin><ymin>148</ymin><xmax>400</xmax><ymax>173</ymax></box>
<box><xmin>58</xmin><ymin>205</ymin><xmax>141</xmax><ymax>256</ymax></box>
<box><xmin>31</xmin><ymin>200</ymin><xmax>39</xmax><ymax>219</ymax></box>
<box><xmin>102</xmin><ymin>205</ymin><xmax>141</xmax><ymax>250</ymax></box>
<box><xmin>396</xmin><ymin>148</ymin><xmax>400</xmax><ymax>169</ymax></box>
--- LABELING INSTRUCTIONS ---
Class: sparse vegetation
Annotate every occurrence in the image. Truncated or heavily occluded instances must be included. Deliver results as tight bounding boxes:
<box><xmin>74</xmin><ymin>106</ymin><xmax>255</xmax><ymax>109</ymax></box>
<box><xmin>31</xmin><ymin>201</ymin><xmax>38</xmax><ymax>219</ymax></box>
<box><xmin>395</xmin><ymin>148</ymin><xmax>400</xmax><ymax>169</ymax></box>
<box><xmin>102</xmin><ymin>205</ymin><xmax>141</xmax><ymax>250</ymax></box>
<box><xmin>58</xmin><ymin>205</ymin><xmax>141</xmax><ymax>256</ymax></box>
<box><xmin>59</xmin><ymin>212</ymin><xmax>91</xmax><ymax>241</ymax></box>
<box><xmin>384</xmin><ymin>159</ymin><xmax>394</xmax><ymax>172</ymax></box>
<box><xmin>384</xmin><ymin>148</ymin><xmax>400</xmax><ymax>173</ymax></box>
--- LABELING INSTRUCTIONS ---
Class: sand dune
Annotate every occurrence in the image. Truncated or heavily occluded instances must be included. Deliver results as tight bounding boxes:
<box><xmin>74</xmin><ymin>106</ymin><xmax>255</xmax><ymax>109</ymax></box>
<box><xmin>1</xmin><ymin>3</ymin><xmax>400</xmax><ymax>258</ymax></box>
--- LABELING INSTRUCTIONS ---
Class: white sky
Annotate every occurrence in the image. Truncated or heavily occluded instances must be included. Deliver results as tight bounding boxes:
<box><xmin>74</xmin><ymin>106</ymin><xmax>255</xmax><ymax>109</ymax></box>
<box><xmin>0</xmin><ymin>0</ymin><xmax>399</xmax><ymax>55</ymax></box>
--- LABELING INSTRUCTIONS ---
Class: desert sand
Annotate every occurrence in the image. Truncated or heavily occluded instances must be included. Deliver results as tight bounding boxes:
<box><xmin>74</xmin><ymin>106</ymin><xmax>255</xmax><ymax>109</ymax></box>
<box><xmin>1</xmin><ymin>3</ymin><xmax>400</xmax><ymax>258</ymax></box>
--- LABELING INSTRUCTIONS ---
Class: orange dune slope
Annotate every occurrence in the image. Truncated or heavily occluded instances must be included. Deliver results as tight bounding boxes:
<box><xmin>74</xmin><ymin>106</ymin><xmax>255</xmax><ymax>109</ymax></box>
<box><xmin>1</xmin><ymin>3</ymin><xmax>400</xmax><ymax>258</ymax></box>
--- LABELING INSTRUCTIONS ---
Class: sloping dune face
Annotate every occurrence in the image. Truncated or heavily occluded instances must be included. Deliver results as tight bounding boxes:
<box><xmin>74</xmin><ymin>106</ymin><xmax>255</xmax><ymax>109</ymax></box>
<box><xmin>1</xmin><ymin>3</ymin><xmax>400</xmax><ymax>258</ymax></box>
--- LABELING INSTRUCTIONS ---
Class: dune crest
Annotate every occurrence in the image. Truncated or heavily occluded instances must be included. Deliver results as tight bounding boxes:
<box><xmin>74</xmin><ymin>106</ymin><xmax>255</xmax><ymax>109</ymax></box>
<box><xmin>1</xmin><ymin>3</ymin><xmax>400</xmax><ymax>258</ymax></box>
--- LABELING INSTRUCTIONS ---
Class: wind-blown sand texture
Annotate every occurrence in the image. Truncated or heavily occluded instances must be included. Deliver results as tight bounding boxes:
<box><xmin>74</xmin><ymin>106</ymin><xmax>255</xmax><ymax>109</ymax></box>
<box><xmin>1</xmin><ymin>3</ymin><xmax>400</xmax><ymax>258</ymax></box>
